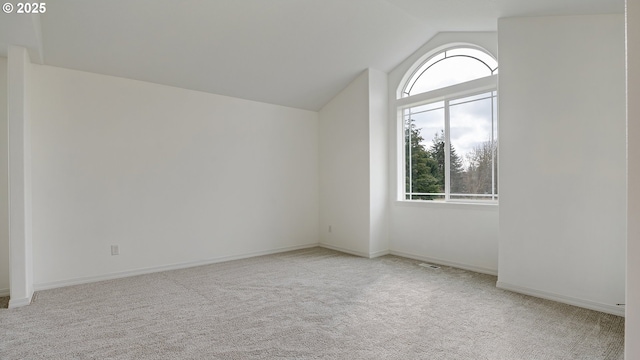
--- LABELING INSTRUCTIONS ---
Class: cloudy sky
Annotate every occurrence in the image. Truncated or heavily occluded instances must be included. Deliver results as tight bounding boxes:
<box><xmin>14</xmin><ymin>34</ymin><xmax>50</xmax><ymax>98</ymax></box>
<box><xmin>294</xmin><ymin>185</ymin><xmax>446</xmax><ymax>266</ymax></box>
<box><xmin>404</xmin><ymin>48</ymin><xmax>497</xmax><ymax>168</ymax></box>
<box><xmin>405</xmin><ymin>91</ymin><xmax>496</xmax><ymax>168</ymax></box>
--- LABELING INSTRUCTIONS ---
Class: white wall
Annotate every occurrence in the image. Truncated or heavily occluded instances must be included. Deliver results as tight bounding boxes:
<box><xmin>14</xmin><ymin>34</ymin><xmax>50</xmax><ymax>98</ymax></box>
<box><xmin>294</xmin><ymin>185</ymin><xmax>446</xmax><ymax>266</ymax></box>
<box><xmin>369</xmin><ymin>69</ymin><xmax>389</xmax><ymax>256</ymax></box>
<box><xmin>387</xmin><ymin>33</ymin><xmax>500</xmax><ymax>274</ymax></box>
<box><xmin>0</xmin><ymin>57</ymin><xmax>9</xmax><ymax>297</ymax></box>
<box><xmin>392</xmin><ymin>203</ymin><xmax>499</xmax><ymax>274</ymax></box>
<box><xmin>28</xmin><ymin>64</ymin><xmax>319</xmax><ymax>288</ymax></box>
<box><xmin>627</xmin><ymin>0</ymin><xmax>640</xmax><ymax>356</ymax></box>
<box><xmin>318</xmin><ymin>69</ymin><xmax>390</xmax><ymax>257</ymax></box>
<box><xmin>319</xmin><ymin>71</ymin><xmax>372</xmax><ymax>256</ymax></box>
<box><xmin>7</xmin><ymin>46</ymin><xmax>34</xmax><ymax>308</ymax></box>
<box><xmin>497</xmin><ymin>15</ymin><xmax>626</xmax><ymax>316</ymax></box>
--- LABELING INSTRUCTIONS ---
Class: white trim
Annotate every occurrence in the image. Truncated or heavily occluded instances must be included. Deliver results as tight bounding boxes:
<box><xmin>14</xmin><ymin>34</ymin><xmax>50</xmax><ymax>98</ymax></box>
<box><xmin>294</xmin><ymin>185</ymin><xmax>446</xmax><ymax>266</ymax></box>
<box><xmin>34</xmin><ymin>243</ymin><xmax>319</xmax><ymax>291</ymax></box>
<box><xmin>319</xmin><ymin>243</ymin><xmax>370</xmax><ymax>258</ymax></box>
<box><xmin>390</xmin><ymin>250</ymin><xmax>498</xmax><ymax>276</ymax></box>
<box><xmin>369</xmin><ymin>249</ymin><xmax>391</xmax><ymax>258</ymax></box>
<box><xmin>444</xmin><ymin>97</ymin><xmax>451</xmax><ymax>201</ymax></box>
<box><xmin>496</xmin><ymin>281</ymin><xmax>625</xmax><ymax>317</ymax></box>
<box><xmin>8</xmin><ymin>293</ymin><xmax>32</xmax><ymax>308</ymax></box>
<box><xmin>394</xmin><ymin>199</ymin><xmax>498</xmax><ymax>211</ymax></box>
<box><xmin>395</xmin><ymin>75</ymin><xmax>497</xmax><ymax>109</ymax></box>
<box><xmin>318</xmin><ymin>244</ymin><xmax>388</xmax><ymax>259</ymax></box>
<box><xmin>0</xmin><ymin>288</ymin><xmax>9</xmax><ymax>297</ymax></box>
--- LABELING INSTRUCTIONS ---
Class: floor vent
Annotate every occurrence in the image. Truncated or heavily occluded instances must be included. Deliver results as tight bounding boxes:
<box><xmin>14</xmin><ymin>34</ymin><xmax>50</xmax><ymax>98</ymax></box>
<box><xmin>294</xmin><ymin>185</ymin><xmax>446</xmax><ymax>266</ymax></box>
<box><xmin>419</xmin><ymin>263</ymin><xmax>440</xmax><ymax>269</ymax></box>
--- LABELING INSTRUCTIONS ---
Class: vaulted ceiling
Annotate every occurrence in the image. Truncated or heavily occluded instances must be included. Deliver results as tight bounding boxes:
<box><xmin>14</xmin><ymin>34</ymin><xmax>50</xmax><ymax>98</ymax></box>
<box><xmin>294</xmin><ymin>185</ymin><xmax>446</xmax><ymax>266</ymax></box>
<box><xmin>0</xmin><ymin>0</ymin><xmax>624</xmax><ymax>110</ymax></box>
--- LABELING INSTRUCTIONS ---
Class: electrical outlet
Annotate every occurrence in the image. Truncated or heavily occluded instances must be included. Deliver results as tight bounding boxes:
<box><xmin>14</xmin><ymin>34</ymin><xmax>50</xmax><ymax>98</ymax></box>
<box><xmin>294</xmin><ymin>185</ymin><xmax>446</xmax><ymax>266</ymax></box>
<box><xmin>111</xmin><ymin>245</ymin><xmax>119</xmax><ymax>256</ymax></box>
<box><xmin>328</xmin><ymin>225</ymin><xmax>332</xmax><ymax>233</ymax></box>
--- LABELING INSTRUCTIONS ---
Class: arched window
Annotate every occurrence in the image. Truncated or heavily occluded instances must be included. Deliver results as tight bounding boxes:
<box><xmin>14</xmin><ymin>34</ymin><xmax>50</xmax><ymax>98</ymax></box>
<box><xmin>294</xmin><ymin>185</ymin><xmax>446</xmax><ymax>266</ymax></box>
<box><xmin>398</xmin><ymin>46</ymin><xmax>498</xmax><ymax>202</ymax></box>
<box><xmin>402</xmin><ymin>47</ymin><xmax>498</xmax><ymax>97</ymax></box>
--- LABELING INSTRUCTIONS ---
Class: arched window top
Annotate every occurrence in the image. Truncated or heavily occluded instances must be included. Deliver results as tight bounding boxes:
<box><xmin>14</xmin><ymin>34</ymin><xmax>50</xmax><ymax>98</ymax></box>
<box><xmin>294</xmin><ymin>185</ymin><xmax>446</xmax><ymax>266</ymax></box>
<box><xmin>402</xmin><ymin>47</ymin><xmax>498</xmax><ymax>98</ymax></box>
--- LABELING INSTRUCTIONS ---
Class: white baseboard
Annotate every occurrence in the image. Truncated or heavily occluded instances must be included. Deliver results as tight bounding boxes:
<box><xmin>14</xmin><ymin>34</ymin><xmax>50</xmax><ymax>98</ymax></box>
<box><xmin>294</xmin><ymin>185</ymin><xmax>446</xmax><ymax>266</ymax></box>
<box><xmin>0</xmin><ymin>288</ymin><xmax>9</xmax><ymax>297</ymax></box>
<box><xmin>389</xmin><ymin>250</ymin><xmax>498</xmax><ymax>276</ymax></box>
<box><xmin>319</xmin><ymin>244</ymin><xmax>390</xmax><ymax>259</ymax></box>
<box><xmin>8</xmin><ymin>293</ymin><xmax>33</xmax><ymax>308</ymax></box>
<box><xmin>318</xmin><ymin>243</ymin><xmax>370</xmax><ymax>258</ymax></box>
<box><xmin>319</xmin><ymin>243</ymin><xmax>369</xmax><ymax>257</ymax></box>
<box><xmin>369</xmin><ymin>249</ymin><xmax>390</xmax><ymax>258</ymax></box>
<box><xmin>34</xmin><ymin>243</ymin><xmax>319</xmax><ymax>292</ymax></box>
<box><xmin>496</xmin><ymin>281</ymin><xmax>625</xmax><ymax>317</ymax></box>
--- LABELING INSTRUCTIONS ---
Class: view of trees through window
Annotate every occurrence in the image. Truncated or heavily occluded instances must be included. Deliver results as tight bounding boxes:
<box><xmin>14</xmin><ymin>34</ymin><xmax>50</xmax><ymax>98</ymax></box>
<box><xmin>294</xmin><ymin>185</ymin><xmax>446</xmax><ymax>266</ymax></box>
<box><xmin>404</xmin><ymin>96</ymin><xmax>498</xmax><ymax>201</ymax></box>
<box><xmin>401</xmin><ymin>46</ymin><xmax>498</xmax><ymax>202</ymax></box>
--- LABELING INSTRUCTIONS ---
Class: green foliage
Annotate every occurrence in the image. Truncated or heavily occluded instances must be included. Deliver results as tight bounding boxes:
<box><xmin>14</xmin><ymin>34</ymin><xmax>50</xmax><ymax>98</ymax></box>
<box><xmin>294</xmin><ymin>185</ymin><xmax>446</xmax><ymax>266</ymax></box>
<box><xmin>430</xmin><ymin>130</ymin><xmax>465</xmax><ymax>193</ymax></box>
<box><xmin>405</xmin><ymin>119</ymin><xmax>442</xmax><ymax>199</ymax></box>
<box><xmin>406</xmin><ymin>120</ymin><xmax>497</xmax><ymax>200</ymax></box>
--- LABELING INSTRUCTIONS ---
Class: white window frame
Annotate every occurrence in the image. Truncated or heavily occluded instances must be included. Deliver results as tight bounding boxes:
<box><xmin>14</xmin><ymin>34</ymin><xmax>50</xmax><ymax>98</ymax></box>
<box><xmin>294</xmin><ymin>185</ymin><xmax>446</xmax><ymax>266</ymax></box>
<box><xmin>397</xmin><ymin>74</ymin><xmax>498</xmax><ymax>204</ymax></box>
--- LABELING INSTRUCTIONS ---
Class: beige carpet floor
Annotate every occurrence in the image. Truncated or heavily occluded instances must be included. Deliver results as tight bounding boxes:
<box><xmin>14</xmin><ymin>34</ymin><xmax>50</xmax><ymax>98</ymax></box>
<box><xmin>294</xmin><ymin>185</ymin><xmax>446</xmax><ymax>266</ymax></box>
<box><xmin>0</xmin><ymin>296</ymin><xmax>8</xmax><ymax>309</ymax></box>
<box><xmin>0</xmin><ymin>247</ymin><xmax>624</xmax><ymax>359</ymax></box>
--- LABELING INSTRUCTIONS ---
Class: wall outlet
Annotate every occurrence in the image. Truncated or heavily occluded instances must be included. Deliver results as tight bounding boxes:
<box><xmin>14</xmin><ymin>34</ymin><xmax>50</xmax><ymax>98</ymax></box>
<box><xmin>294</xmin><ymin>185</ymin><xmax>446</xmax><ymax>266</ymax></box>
<box><xmin>111</xmin><ymin>245</ymin><xmax>119</xmax><ymax>256</ymax></box>
<box><xmin>328</xmin><ymin>225</ymin><xmax>332</xmax><ymax>233</ymax></box>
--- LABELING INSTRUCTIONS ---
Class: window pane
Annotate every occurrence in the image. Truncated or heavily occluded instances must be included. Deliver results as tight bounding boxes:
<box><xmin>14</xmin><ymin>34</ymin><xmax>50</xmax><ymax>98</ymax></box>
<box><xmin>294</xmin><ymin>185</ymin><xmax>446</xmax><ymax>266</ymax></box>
<box><xmin>404</xmin><ymin>102</ymin><xmax>445</xmax><ymax>200</ymax></box>
<box><xmin>403</xmin><ymin>53</ymin><xmax>445</xmax><ymax>96</ymax></box>
<box><xmin>447</xmin><ymin>48</ymin><xmax>498</xmax><ymax>72</ymax></box>
<box><xmin>400</xmin><ymin>46</ymin><xmax>498</xmax><ymax>202</ymax></box>
<box><xmin>449</xmin><ymin>92</ymin><xmax>493</xmax><ymax>106</ymax></box>
<box><xmin>405</xmin><ymin>101</ymin><xmax>444</xmax><ymax>114</ymax></box>
<box><xmin>403</xmin><ymin>47</ymin><xmax>497</xmax><ymax>97</ymax></box>
<box><xmin>408</xmin><ymin>57</ymin><xmax>490</xmax><ymax>95</ymax></box>
<box><xmin>449</xmin><ymin>92</ymin><xmax>496</xmax><ymax>200</ymax></box>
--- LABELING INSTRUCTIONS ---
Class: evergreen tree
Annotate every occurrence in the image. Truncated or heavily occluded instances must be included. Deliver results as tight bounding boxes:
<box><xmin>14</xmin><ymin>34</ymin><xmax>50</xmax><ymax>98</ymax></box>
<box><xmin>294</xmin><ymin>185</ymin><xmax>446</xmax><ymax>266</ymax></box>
<box><xmin>429</xmin><ymin>131</ymin><xmax>465</xmax><ymax>194</ymax></box>
<box><xmin>405</xmin><ymin>119</ymin><xmax>441</xmax><ymax>199</ymax></box>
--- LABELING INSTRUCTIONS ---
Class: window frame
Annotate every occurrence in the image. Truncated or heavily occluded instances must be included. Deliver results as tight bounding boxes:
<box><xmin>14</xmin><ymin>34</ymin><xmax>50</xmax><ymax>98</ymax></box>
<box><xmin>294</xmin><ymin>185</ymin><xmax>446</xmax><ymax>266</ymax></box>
<box><xmin>401</xmin><ymin>47</ymin><xmax>498</xmax><ymax>98</ymax></box>
<box><xmin>396</xmin><ymin>48</ymin><xmax>499</xmax><ymax>205</ymax></box>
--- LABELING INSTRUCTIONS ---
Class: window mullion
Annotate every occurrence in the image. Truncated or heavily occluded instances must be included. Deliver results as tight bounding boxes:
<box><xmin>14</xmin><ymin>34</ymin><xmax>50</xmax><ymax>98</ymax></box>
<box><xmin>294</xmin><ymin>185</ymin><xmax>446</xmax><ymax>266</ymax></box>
<box><xmin>444</xmin><ymin>99</ymin><xmax>451</xmax><ymax>201</ymax></box>
<box><xmin>491</xmin><ymin>92</ymin><xmax>496</xmax><ymax>201</ymax></box>
<box><xmin>407</xmin><ymin>110</ymin><xmax>413</xmax><ymax>200</ymax></box>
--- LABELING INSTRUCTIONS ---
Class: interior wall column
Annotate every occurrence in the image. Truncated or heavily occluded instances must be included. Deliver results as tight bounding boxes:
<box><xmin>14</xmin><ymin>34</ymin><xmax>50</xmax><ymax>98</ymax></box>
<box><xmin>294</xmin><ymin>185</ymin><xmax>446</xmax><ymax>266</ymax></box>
<box><xmin>8</xmin><ymin>45</ymin><xmax>33</xmax><ymax>308</ymax></box>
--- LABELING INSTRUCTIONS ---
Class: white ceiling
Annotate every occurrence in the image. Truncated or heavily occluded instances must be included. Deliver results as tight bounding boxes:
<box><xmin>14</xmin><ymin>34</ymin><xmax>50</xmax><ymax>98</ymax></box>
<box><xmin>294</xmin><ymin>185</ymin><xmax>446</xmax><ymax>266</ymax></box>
<box><xmin>0</xmin><ymin>0</ymin><xmax>624</xmax><ymax>111</ymax></box>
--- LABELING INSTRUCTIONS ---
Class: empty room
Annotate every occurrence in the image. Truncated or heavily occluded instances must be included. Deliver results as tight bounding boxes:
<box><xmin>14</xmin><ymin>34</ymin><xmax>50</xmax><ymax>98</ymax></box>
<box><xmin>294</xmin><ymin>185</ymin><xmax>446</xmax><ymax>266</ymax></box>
<box><xmin>1</xmin><ymin>0</ymin><xmax>639</xmax><ymax>359</ymax></box>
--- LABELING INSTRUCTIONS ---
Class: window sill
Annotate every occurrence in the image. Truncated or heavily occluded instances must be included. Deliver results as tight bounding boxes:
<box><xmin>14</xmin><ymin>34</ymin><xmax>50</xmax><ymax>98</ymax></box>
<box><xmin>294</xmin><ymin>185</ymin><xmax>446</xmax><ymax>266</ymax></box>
<box><xmin>394</xmin><ymin>199</ymin><xmax>498</xmax><ymax>211</ymax></box>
